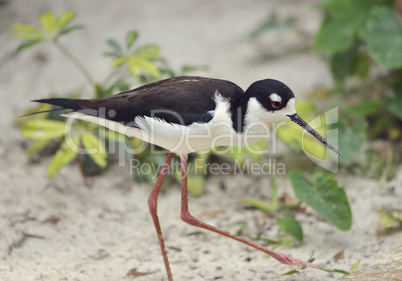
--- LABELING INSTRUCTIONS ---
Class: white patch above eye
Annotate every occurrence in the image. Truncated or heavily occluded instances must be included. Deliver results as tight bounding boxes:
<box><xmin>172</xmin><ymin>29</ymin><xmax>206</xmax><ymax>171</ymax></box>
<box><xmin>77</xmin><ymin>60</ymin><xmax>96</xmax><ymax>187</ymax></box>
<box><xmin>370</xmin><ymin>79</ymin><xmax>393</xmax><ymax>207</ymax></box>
<box><xmin>277</xmin><ymin>97</ymin><xmax>296</xmax><ymax>116</ymax></box>
<box><xmin>269</xmin><ymin>93</ymin><xmax>282</xmax><ymax>102</ymax></box>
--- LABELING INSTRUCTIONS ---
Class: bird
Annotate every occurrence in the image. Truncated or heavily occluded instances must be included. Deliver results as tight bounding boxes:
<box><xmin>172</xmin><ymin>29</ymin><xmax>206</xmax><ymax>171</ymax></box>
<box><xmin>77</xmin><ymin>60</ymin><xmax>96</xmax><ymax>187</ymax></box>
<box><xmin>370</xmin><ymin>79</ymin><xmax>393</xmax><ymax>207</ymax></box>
<box><xmin>29</xmin><ymin>76</ymin><xmax>340</xmax><ymax>280</ymax></box>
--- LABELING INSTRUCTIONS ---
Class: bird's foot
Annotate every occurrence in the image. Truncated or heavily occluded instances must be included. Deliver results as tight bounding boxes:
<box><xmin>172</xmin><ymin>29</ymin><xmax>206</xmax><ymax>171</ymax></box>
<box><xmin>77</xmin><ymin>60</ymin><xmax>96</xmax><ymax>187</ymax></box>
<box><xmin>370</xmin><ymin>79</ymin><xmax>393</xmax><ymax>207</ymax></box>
<box><xmin>272</xmin><ymin>252</ymin><xmax>324</xmax><ymax>273</ymax></box>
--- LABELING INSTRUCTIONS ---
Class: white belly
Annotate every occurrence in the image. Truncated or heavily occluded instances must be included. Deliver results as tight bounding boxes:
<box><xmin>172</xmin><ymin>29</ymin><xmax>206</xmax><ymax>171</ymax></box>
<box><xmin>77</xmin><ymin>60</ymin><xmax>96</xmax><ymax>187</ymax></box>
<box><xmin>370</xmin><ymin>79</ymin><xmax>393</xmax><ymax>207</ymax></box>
<box><xmin>62</xmin><ymin>95</ymin><xmax>272</xmax><ymax>155</ymax></box>
<box><xmin>64</xmin><ymin>112</ymin><xmax>265</xmax><ymax>155</ymax></box>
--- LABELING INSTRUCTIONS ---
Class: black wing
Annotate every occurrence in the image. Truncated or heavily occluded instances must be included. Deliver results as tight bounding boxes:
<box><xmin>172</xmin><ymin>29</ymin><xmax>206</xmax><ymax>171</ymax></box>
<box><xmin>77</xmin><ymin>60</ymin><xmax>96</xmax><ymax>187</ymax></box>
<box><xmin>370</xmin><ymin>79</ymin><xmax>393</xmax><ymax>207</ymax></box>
<box><xmin>32</xmin><ymin>76</ymin><xmax>244</xmax><ymax>127</ymax></box>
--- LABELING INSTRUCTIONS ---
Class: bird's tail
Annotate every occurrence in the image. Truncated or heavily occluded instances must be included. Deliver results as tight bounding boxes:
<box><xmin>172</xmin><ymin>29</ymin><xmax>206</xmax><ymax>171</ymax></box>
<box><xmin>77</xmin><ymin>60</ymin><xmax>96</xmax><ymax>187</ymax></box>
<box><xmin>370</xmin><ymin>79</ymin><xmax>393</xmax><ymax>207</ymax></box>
<box><xmin>21</xmin><ymin>98</ymin><xmax>83</xmax><ymax>117</ymax></box>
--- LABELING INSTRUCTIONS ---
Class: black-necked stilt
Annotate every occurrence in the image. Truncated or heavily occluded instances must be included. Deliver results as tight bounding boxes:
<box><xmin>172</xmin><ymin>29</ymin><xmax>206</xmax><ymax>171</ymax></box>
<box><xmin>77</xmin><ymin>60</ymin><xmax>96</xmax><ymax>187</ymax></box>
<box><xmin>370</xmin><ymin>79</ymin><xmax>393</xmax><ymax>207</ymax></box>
<box><xmin>31</xmin><ymin>76</ymin><xmax>340</xmax><ymax>280</ymax></box>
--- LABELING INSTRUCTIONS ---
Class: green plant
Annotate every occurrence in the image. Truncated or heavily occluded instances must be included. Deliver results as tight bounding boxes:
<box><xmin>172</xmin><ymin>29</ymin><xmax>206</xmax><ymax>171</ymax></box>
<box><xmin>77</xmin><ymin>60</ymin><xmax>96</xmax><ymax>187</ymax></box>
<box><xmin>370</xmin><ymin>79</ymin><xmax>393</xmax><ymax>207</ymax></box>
<box><xmin>377</xmin><ymin>208</ymin><xmax>402</xmax><ymax>235</ymax></box>
<box><xmin>13</xmin><ymin>11</ymin><xmax>91</xmax><ymax>83</ymax></box>
<box><xmin>289</xmin><ymin>170</ymin><xmax>352</xmax><ymax>231</ymax></box>
<box><xmin>14</xmin><ymin>11</ymin><xmax>198</xmax><ymax>181</ymax></box>
<box><xmin>250</xmin><ymin>1</ymin><xmax>402</xmax><ymax>180</ymax></box>
<box><xmin>284</xmin><ymin>255</ymin><xmax>360</xmax><ymax>276</ymax></box>
<box><xmin>313</xmin><ymin>0</ymin><xmax>402</xmax><ymax>177</ymax></box>
<box><xmin>103</xmin><ymin>31</ymin><xmax>161</xmax><ymax>83</ymax></box>
<box><xmin>249</xmin><ymin>12</ymin><xmax>296</xmax><ymax>39</ymax></box>
<box><xmin>15</xmin><ymin>12</ymin><xmax>353</xmax><ymax>252</ymax></box>
<box><xmin>243</xmin><ymin>170</ymin><xmax>351</xmax><ymax>251</ymax></box>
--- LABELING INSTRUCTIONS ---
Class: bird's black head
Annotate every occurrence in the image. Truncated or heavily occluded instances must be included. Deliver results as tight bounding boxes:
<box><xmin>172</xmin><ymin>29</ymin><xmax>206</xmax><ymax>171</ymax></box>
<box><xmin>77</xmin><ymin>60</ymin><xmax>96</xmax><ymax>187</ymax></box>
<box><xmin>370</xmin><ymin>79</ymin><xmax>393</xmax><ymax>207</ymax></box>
<box><xmin>244</xmin><ymin>78</ymin><xmax>341</xmax><ymax>155</ymax></box>
<box><xmin>243</xmin><ymin>79</ymin><xmax>297</xmax><ymax>123</ymax></box>
<box><xmin>245</xmin><ymin>79</ymin><xmax>295</xmax><ymax>113</ymax></box>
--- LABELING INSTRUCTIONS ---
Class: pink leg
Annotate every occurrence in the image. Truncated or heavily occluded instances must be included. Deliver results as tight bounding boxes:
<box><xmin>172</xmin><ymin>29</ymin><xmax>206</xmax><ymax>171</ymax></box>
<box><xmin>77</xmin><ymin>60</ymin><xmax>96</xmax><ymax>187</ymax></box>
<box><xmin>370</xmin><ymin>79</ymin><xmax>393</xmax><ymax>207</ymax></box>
<box><xmin>179</xmin><ymin>155</ymin><xmax>322</xmax><ymax>273</ymax></box>
<box><xmin>148</xmin><ymin>152</ymin><xmax>175</xmax><ymax>281</ymax></box>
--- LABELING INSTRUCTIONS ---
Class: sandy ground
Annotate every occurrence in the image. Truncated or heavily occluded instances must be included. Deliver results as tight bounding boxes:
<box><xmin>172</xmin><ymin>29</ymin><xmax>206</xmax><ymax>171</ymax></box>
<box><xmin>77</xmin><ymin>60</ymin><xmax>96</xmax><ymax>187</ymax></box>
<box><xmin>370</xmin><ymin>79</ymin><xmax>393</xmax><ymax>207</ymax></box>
<box><xmin>1</xmin><ymin>1</ymin><xmax>402</xmax><ymax>281</ymax></box>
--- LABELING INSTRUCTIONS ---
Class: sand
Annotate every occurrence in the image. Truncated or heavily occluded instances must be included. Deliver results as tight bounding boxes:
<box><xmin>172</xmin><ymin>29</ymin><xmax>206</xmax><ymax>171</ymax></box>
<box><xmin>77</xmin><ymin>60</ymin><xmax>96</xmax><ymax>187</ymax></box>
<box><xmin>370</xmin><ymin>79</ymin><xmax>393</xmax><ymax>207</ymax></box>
<box><xmin>1</xmin><ymin>1</ymin><xmax>401</xmax><ymax>280</ymax></box>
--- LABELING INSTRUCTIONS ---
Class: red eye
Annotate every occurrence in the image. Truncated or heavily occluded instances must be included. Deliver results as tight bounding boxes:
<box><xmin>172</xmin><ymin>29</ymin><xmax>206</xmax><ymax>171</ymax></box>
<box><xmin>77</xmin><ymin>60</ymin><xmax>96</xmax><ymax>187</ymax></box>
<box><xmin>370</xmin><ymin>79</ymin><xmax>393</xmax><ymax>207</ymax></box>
<box><xmin>272</xmin><ymin>101</ymin><xmax>282</xmax><ymax>109</ymax></box>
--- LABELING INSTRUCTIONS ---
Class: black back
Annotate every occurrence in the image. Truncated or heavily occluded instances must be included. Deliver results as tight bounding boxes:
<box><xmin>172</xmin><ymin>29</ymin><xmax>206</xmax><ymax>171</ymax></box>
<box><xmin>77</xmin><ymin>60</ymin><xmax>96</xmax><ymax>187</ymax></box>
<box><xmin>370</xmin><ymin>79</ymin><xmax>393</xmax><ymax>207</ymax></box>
<box><xmin>34</xmin><ymin>76</ymin><xmax>245</xmax><ymax>128</ymax></box>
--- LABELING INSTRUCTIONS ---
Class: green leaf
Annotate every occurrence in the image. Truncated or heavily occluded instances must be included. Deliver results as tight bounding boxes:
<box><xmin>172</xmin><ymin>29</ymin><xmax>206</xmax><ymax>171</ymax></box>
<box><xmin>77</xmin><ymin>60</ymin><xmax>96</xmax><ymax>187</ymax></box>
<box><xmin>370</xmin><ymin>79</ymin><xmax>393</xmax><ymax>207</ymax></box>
<box><xmin>81</xmin><ymin>153</ymin><xmax>106</xmax><ymax>175</ymax></box>
<box><xmin>276</xmin><ymin>123</ymin><xmax>301</xmax><ymax>152</ymax></box>
<box><xmin>192</xmin><ymin>151</ymin><xmax>210</xmax><ymax>174</ymax></box>
<box><xmin>330</xmin><ymin>43</ymin><xmax>358</xmax><ymax>81</ymax></box>
<box><xmin>56</xmin><ymin>11</ymin><xmax>75</xmax><ymax>30</ymax></box>
<box><xmin>180</xmin><ymin>65</ymin><xmax>207</xmax><ymax>75</ymax></box>
<box><xmin>16</xmin><ymin>40</ymin><xmax>41</xmax><ymax>52</ymax></box>
<box><xmin>295</xmin><ymin>100</ymin><xmax>316</xmax><ymax>117</ymax></box>
<box><xmin>59</xmin><ymin>24</ymin><xmax>84</xmax><ymax>36</ymax></box>
<box><xmin>321</xmin><ymin>268</ymin><xmax>351</xmax><ymax>275</ymax></box>
<box><xmin>173</xmin><ymin>157</ymin><xmax>208</xmax><ymax>191</ymax></box>
<box><xmin>134</xmin><ymin>44</ymin><xmax>160</xmax><ymax>60</ymax></box>
<box><xmin>48</xmin><ymin>135</ymin><xmax>79</xmax><ymax>178</ymax></box>
<box><xmin>15</xmin><ymin>103</ymin><xmax>52</xmax><ymax>127</ymax></box>
<box><xmin>81</xmin><ymin>132</ymin><xmax>108</xmax><ymax>168</ymax></box>
<box><xmin>361</xmin><ymin>6</ymin><xmax>402</xmax><ymax>68</ymax></box>
<box><xmin>318</xmin><ymin>0</ymin><xmax>373</xmax><ymax>17</ymax></box>
<box><xmin>187</xmin><ymin>175</ymin><xmax>206</xmax><ymax>197</ymax></box>
<box><xmin>289</xmin><ymin>171</ymin><xmax>352</xmax><ymax>231</ymax></box>
<box><xmin>351</xmin><ymin>259</ymin><xmax>361</xmax><ymax>272</ymax></box>
<box><xmin>276</xmin><ymin>214</ymin><xmax>303</xmax><ymax>242</ymax></box>
<box><xmin>278</xmin><ymin>235</ymin><xmax>293</xmax><ymax>247</ymax></box>
<box><xmin>27</xmin><ymin>139</ymin><xmax>52</xmax><ymax>159</ymax></box>
<box><xmin>127</xmin><ymin>57</ymin><xmax>161</xmax><ymax>78</ymax></box>
<box><xmin>353</xmin><ymin>51</ymin><xmax>371</xmax><ymax>79</ymax></box>
<box><xmin>126</xmin><ymin>30</ymin><xmax>138</xmax><ymax>49</ymax></box>
<box><xmin>385</xmin><ymin>92</ymin><xmax>402</xmax><ymax>120</ymax></box>
<box><xmin>127</xmin><ymin>57</ymin><xmax>141</xmax><ymax>77</ymax></box>
<box><xmin>225</xmin><ymin>146</ymin><xmax>245</xmax><ymax>164</ymax></box>
<box><xmin>103</xmin><ymin>51</ymin><xmax>120</xmax><ymax>58</ymax></box>
<box><xmin>378</xmin><ymin>209</ymin><xmax>402</xmax><ymax>228</ymax></box>
<box><xmin>249</xmin><ymin>13</ymin><xmax>295</xmax><ymax>38</ymax></box>
<box><xmin>314</xmin><ymin>0</ymin><xmax>374</xmax><ymax>52</ymax></box>
<box><xmin>283</xmin><ymin>269</ymin><xmax>299</xmax><ymax>276</ymax></box>
<box><xmin>111</xmin><ymin>57</ymin><xmax>125</xmax><ymax>67</ymax></box>
<box><xmin>39</xmin><ymin>12</ymin><xmax>57</xmax><ymax>34</ymax></box>
<box><xmin>336</xmin><ymin>120</ymin><xmax>367</xmax><ymax>164</ymax></box>
<box><xmin>140</xmin><ymin>59</ymin><xmax>161</xmax><ymax>78</ymax></box>
<box><xmin>243</xmin><ymin>197</ymin><xmax>274</xmax><ymax>213</ymax></box>
<box><xmin>107</xmin><ymin>39</ymin><xmax>122</xmax><ymax>55</ymax></box>
<box><xmin>314</xmin><ymin>19</ymin><xmax>355</xmax><ymax>52</ymax></box>
<box><xmin>244</xmin><ymin>139</ymin><xmax>269</xmax><ymax>162</ymax></box>
<box><xmin>21</xmin><ymin>119</ymin><xmax>67</xmax><ymax>140</ymax></box>
<box><xmin>341</xmin><ymin>100</ymin><xmax>380</xmax><ymax>117</ymax></box>
<box><xmin>12</xmin><ymin>24</ymin><xmax>44</xmax><ymax>40</ymax></box>
<box><xmin>230</xmin><ymin>220</ymin><xmax>248</xmax><ymax>236</ymax></box>
<box><xmin>96</xmin><ymin>79</ymin><xmax>130</xmax><ymax>98</ymax></box>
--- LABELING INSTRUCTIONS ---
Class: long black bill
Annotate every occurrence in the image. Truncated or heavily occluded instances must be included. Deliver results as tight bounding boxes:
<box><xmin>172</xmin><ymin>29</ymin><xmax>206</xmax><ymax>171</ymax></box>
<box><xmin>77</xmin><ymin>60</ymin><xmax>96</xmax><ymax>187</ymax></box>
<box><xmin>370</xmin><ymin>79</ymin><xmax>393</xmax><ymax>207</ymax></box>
<box><xmin>288</xmin><ymin>113</ymin><xmax>341</xmax><ymax>156</ymax></box>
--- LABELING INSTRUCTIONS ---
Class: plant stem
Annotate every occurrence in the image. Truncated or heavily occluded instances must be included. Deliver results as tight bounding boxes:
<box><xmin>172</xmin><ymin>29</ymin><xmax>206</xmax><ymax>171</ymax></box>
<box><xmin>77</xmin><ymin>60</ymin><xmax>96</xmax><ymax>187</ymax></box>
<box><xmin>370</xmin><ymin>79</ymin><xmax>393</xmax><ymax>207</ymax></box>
<box><xmin>53</xmin><ymin>40</ymin><xmax>95</xmax><ymax>87</ymax></box>
<box><xmin>269</xmin><ymin>175</ymin><xmax>279</xmax><ymax>211</ymax></box>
